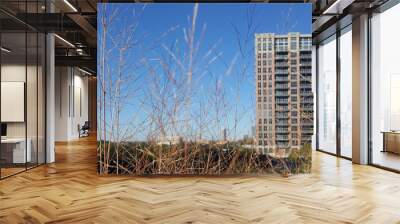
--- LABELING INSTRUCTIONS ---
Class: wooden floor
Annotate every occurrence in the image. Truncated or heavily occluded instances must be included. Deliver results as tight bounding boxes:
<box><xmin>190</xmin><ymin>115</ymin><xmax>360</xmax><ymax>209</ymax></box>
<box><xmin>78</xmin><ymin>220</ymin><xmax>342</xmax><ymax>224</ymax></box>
<box><xmin>1</xmin><ymin>136</ymin><xmax>400</xmax><ymax>223</ymax></box>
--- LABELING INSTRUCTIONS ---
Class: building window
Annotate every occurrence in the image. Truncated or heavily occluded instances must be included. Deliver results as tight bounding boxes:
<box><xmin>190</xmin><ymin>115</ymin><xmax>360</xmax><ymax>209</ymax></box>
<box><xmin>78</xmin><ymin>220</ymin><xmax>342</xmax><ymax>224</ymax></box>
<box><xmin>340</xmin><ymin>28</ymin><xmax>352</xmax><ymax>158</ymax></box>
<box><xmin>318</xmin><ymin>35</ymin><xmax>337</xmax><ymax>154</ymax></box>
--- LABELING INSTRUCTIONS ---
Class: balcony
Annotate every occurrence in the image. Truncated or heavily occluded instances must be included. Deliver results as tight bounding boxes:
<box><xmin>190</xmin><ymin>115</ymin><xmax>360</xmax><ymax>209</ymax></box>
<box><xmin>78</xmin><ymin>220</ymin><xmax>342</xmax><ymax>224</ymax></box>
<box><xmin>300</xmin><ymin>84</ymin><xmax>312</xmax><ymax>90</ymax></box>
<box><xmin>275</xmin><ymin>62</ymin><xmax>288</xmax><ymax>67</ymax></box>
<box><xmin>300</xmin><ymin>47</ymin><xmax>311</xmax><ymax>51</ymax></box>
<box><xmin>300</xmin><ymin>62</ymin><xmax>312</xmax><ymax>67</ymax></box>
<box><xmin>276</xmin><ymin>128</ymin><xmax>289</xmax><ymax>134</ymax></box>
<box><xmin>300</xmin><ymin>69</ymin><xmax>312</xmax><ymax>74</ymax></box>
<box><xmin>301</xmin><ymin>129</ymin><xmax>314</xmax><ymax>134</ymax></box>
<box><xmin>276</xmin><ymin>99</ymin><xmax>288</xmax><ymax>104</ymax></box>
<box><xmin>275</xmin><ymin>70</ymin><xmax>288</xmax><ymax>75</ymax></box>
<box><xmin>276</xmin><ymin>135</ymin><xmax>289</xmax><ymax>141</ymax></box>
<box><xmin>276</xmin><ymin>106</ymin><xmax>289</xmax><ymax>111</ymax></box>
<box><xmin>275</xmin><ymin>55</ymin><xmax>288</xmax><ymax>60</ymax></box>
<box><xmin>275</xmin><ymin>84</ymin><xmax>289</xmax><ymax>89</ymax></box>
<box><xmin>301</xmin><ymin>105</ymin><xmax>313</xmax><ymax>111</ymax></box>
<box><xmin>275</xmin><ymin>47</ymin><xmax>288</xmax><ymax>52</ymax></box>
<box><xmin>275</xmin><ymin>77</ymin><xmax>289</xmax><ymax>82</ymax></box>
<box><xmin>276</xmin><ymin>114</ymin><xmax>289</xmax><ymax>119</ymax></box>
<box><xmin>301</xmin><ymin>98</ymin><xmax>313</xmax><ymax>104</ymax></box>
<box><xmin>300</xmin><ymin>54</ymin><xmax>311</xmax><ymax>59</ymax></box>
<box><xmin>275</xmin><ymin>91</ymin><xmax>289</xmax><ymax>97</ymax></box>
<box><xmin>300</xmin><ymin>91</ymin><xmax>313</xmax><ymax>96</ymax></box>
<box><xmin>301</xmin><ymin>121</ymin><xmax>313</xmax><ymax>126</ymax></box>
<box><xmin>276</xmin><ymin>120</ymin><xmax>289</xmax><ymax>126</ymax></box>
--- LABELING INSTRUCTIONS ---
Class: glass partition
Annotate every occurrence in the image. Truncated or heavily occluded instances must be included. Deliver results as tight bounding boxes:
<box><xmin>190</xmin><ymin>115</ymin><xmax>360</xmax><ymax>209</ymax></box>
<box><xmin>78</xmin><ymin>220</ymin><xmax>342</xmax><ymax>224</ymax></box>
<box><xmin>1</xmin><ymin>30</ymin><xmax>28</xmax><ymax>177</ymax></box>
<box><xmin>0</xmin><ymin>1</ymin><xmax>46</xmax><ymax>179</ymax></box>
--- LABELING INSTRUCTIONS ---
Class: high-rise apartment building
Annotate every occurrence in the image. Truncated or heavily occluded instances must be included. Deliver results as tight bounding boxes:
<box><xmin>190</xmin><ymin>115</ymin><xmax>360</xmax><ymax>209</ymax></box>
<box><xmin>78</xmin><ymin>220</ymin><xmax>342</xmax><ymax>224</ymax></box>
<box><xmin>255</xmin><ymin>33</ymin><xmax>313</xmax><ymax>152</ymax></box>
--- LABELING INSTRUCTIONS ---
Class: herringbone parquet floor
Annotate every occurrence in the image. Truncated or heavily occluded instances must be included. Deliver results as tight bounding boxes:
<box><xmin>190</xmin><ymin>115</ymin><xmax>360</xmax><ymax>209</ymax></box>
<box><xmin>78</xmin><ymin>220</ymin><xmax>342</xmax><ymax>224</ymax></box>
<box><xmin>1</xmin><ymin>135</ymin><xmax>400</xmax><ymax>223</ymax></box>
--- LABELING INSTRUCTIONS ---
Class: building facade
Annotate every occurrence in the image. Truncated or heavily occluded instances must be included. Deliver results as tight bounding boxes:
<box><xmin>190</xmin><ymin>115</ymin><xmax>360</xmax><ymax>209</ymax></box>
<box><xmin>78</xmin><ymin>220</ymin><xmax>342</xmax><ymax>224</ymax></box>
<box><xmin>255</xmin><ymin>33</ymin><xmax>313</xmax><ymax>152</ymax></box>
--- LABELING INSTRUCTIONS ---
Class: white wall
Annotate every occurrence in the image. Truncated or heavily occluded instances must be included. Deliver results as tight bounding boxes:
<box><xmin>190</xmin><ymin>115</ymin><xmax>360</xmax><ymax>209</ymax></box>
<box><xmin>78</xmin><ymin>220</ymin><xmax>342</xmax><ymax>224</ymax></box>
<box><xmin>55</xmin><ymin>67</ymin><xmax>89</xmax><ymax>141</ymax></box>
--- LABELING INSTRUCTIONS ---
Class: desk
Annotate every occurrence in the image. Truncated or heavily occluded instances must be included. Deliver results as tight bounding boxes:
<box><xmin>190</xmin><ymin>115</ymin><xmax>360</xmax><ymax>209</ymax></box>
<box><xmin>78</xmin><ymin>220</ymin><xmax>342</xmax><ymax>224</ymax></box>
<box><xmin>1</xmin><ymin>138</ymin><xmax>31</xmax><ymax>163</ymax></box>
<box><xmin>382</xmin><ymin>131</ymin><xmax>400</xmax><ymax>154</ymax></box>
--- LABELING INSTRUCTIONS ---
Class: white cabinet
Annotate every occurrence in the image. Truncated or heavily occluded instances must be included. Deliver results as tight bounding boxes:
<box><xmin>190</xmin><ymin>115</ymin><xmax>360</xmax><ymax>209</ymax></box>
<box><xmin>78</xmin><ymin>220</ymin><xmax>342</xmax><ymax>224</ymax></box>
<box><xmin>1</xmin><ymin>138</ymin><xmax>32</xmax><ymax>163</ymax></box>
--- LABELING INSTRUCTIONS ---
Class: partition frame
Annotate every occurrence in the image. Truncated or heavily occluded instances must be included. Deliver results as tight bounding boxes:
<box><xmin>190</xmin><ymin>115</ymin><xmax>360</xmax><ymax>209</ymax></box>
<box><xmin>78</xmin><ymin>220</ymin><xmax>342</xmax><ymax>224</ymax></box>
<box><xmin>0</xmin><ymin>0</ymin><xmax>48</xmax><ymax>180</ymax></box>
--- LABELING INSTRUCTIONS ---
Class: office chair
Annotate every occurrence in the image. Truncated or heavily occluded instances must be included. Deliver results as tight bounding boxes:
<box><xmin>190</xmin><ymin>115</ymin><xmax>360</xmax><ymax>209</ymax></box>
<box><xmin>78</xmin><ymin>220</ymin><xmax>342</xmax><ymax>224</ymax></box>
<box><xmin>79</xmin><ymin>121</ymin><xmax>90</xmax><ymax>138</ymax></box>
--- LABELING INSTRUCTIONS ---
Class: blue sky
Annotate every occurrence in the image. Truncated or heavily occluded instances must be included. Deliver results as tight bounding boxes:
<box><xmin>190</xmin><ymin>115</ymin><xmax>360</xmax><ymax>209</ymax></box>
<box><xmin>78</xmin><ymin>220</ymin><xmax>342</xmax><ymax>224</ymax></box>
<box><xmin>98</xmin><ymin>3</ymin><xmax>311</xmax><ymax>141</ymax></box>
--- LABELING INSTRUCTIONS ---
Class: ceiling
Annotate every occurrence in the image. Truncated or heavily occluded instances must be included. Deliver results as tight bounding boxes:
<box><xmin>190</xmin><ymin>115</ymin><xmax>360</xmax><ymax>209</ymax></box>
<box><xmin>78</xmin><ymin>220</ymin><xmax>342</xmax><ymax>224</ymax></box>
<box><xmin>1</xmin><ymin>0</ymin><xmax>394</xmax><ymax>74</ymax></box>
<box><xmin>0</xmin><ymin>0</ymin><xmax>97</xmax><ymax>75</ymax></box>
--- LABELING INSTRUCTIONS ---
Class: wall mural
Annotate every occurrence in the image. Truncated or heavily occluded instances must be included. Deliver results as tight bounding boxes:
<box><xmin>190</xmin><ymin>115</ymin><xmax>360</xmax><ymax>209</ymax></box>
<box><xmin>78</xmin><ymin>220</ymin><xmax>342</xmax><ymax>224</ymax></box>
<box><xmin>97</xmin><ymin>3</ymin><xmax>313</xmax><ymax>176</ymax></box>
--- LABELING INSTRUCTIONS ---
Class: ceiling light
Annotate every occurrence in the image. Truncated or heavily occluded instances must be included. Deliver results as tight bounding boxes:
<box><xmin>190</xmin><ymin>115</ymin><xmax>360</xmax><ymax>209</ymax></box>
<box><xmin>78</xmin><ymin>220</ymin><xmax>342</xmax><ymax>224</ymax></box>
<box><xmin>322</xmin><ymin>0</ymin><xmax>355</xmax><ymax>15</ymax></box>
<box><xmin>63</xmin><ymin>0</ymin><xmax>78</xmax><ymax>12</ymax></box>
<box><xmin>78</xmin><ymin>67</ymin><xmax>93</xmax><ymax>76</ymax></box>
<box><xmin>54</xmin><ymin>34</ymin><xmax>75</xmax><ymax>48</ymax></box>
<box><xmin>1</xmin><ymin>47</ymin><xmax>11</xmax><ymax>53</ymax></box>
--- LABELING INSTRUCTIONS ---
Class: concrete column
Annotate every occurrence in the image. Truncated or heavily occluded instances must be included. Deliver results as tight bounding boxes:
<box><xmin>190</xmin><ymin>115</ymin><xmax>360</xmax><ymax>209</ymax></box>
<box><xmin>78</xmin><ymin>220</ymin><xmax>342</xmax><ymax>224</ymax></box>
<box><xmin>46</xmin><ymin>1</ymin><xmax>55</xmax><ymax>163</ymax></box>
<box><xmin>352</xmin><ymin>14</ymin><xmax>369</xmax><ymax>164</ymax></box>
